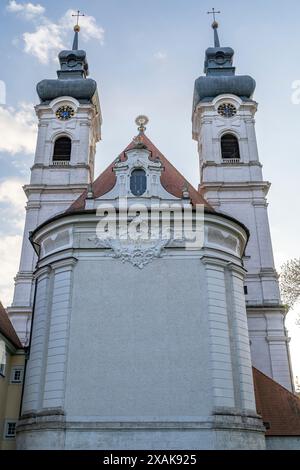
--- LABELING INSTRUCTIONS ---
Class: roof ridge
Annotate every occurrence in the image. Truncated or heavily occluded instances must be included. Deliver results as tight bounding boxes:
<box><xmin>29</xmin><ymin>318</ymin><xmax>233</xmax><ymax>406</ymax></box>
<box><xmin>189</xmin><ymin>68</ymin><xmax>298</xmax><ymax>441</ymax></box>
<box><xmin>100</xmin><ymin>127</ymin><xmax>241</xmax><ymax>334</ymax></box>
<box><xmin>0</xmin><ymin>301</ymin><xmax>23</xmax><ymax>349</ymax></box>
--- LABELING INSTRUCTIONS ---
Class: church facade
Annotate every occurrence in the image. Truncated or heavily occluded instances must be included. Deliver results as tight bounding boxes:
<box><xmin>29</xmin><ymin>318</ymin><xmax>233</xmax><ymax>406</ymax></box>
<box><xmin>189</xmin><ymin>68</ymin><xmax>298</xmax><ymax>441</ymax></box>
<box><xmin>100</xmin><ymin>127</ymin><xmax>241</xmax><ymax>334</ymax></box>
<box><xmin>8</xmin><ymin>21</ymin><xmax>300</xmax><ymax>450</ymax></box>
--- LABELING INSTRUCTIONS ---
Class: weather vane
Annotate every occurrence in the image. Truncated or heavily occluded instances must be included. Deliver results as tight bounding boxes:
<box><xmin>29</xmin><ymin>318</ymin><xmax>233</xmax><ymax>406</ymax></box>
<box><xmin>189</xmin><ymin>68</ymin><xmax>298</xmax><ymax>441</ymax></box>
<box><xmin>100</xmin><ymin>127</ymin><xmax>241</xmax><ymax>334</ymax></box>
<box><xmin>72</xmin><ymin>9</ymin><xmax>85</xmax><ymax>31</ymax></box>
<box><xmin>207</xmin><ymin>7</ymin><xmax>221</xmax><ymax>23</ymax></box>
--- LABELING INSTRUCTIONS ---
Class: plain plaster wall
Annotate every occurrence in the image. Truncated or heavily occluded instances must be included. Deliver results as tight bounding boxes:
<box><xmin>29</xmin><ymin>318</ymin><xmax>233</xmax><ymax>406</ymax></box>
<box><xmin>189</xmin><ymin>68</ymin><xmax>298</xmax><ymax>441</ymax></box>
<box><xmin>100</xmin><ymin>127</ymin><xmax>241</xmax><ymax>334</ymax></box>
<box><xmin>65</xmin><ymin>257</ymin><xmax>212</xmax><ymax>419</ymax></box>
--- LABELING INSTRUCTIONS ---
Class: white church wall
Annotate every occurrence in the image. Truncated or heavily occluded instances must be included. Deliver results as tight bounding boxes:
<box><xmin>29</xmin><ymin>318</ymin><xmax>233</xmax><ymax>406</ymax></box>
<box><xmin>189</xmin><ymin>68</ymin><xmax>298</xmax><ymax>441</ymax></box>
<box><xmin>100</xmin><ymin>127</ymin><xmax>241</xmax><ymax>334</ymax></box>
<box><xmin>17</xmin><ymin>210</ymin><xmax>267</xmax><ymax>449</ymax></box>
<box><xmin>66</xmin><ymin>256</ymin><xmax>213</xmax><ymax>419</ymax></box>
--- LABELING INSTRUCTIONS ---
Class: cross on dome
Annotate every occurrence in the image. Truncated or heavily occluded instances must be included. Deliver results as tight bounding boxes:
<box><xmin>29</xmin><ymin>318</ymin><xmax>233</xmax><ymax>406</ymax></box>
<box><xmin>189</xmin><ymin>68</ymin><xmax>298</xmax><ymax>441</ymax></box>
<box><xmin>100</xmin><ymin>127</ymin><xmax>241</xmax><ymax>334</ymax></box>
<box><xmin>72</xmin><ymin>10</ymin><xmax>85</xmax><ymax>50</ymax></box>
<box><xmin>72</xmin><ymin>9</ymin><xmax>85</xmax><ymax>29</ymax></box>
<box><xmin>207</xmin><ymin>7</ymin><xmax>221</xmax><ymax>23</ymax></box>
<box><xmin>207</xmin><ymin>7</ymin><xmax>221</xmax><ymax>47</ymax></box>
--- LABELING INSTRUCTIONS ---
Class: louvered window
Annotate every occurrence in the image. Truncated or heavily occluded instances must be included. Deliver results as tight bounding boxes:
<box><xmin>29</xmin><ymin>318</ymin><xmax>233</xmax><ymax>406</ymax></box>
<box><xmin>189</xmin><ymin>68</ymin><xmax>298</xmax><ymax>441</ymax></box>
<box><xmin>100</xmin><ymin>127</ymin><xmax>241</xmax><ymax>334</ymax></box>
<box><xmin>53</xmin><ymin>137</ymin><xmax>71</xmax><ymax>161</ymax></box>
<box><xmin>221</xmin><ymin>134</ymin><xmax>240</xmax><ymax>160</ymax></box>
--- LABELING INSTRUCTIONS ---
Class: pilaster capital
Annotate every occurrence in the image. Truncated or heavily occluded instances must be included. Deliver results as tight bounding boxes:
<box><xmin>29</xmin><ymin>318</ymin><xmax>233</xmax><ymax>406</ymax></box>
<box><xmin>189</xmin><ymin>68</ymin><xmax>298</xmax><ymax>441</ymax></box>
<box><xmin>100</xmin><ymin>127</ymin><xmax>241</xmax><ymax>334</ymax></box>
<box><xmin>226</xmin><ymin>262</ymin><xmax>247</xmax><ymax>278</ymax></box>
<box><xmin>51</xmin><ymin>257</ymin><xmax>78</xmax><ymax>273</ymax></box>
<box><xmin>200</xmin><ymin>256</ymin><xmax>228</xmax><ymax>270</ymax></box>
<box><xmin>33</xmin><ymin>265</ymin><xmax>52</xmax><ymax>281</ymax></box>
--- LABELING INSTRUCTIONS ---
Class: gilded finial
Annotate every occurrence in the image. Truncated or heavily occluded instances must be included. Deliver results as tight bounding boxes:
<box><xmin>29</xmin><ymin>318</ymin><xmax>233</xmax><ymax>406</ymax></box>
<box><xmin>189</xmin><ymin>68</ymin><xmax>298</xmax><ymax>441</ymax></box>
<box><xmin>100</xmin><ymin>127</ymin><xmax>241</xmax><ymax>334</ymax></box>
<box><xmin>135</xmin><ymin>115</ymin><xmax>149</xmax><ymax>134</ymax></box>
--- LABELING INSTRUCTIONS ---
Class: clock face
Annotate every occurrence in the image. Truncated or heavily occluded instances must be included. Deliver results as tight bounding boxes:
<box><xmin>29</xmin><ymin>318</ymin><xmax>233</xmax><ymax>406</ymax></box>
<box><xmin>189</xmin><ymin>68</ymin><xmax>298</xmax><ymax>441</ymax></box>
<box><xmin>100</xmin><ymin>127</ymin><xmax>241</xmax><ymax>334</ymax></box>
<box><xmin>218</xmin><ymin>103</ymin><xmax>237</xmax><ymax>118</ymax></box>
<box><xmin>56</xmin><ymin>105</ymin><xmax>75</xmax><ymax>121</ymax></box>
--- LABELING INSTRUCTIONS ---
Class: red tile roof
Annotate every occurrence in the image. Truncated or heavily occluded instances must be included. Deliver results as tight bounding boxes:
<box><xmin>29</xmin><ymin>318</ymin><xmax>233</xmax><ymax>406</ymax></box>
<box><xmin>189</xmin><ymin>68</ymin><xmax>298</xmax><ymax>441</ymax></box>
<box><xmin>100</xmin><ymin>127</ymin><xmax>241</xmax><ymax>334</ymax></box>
<box><xmin>0</xmin><ymin>302</ymin><xmax>22</xmax><ymax>349</ymax></box>
<box><xmin>253</xmin><ymin>367</ymin><xmax>300</xmax><ymax>436</ymax></box>
<box><xmin>68</xmin><ymin>133</ymin><xmax>214</xmax><ymax>212</ymax></box>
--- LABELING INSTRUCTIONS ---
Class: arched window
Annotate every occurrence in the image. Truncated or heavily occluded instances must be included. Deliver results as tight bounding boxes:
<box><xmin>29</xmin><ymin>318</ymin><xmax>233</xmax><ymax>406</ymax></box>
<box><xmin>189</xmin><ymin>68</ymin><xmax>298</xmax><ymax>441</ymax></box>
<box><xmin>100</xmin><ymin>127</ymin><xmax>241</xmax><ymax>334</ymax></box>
<box><xmin>130</xmin><ymin>169</ymin><xmax>147</xmax><ymax>196</ymax></box>
<box><xmin>221</xmin><ymin>134</ymin><xmax>240</xmax><ymax>160</ymax></box>
<box><xmin>53</xmin><ymin>137</ymin><xmax>71</xmax><ymax>161</ymax></box>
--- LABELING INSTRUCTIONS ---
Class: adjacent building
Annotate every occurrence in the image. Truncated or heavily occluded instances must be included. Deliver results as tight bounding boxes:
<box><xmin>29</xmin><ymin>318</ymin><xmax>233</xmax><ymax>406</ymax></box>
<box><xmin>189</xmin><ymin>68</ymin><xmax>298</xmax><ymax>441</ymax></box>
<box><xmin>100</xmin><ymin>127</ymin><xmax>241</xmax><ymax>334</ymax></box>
<box><xmin>0</xmin><ymin>303</ymin><xmax>25</xmax><ymax>450</ymax></box>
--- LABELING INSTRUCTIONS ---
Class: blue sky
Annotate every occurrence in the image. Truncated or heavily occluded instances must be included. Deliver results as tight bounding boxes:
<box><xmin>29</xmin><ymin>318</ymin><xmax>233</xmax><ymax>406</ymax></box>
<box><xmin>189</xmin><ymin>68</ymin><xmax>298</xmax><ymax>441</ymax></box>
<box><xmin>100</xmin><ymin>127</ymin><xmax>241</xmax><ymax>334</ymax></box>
<box><xmin>0</xmin><ymin>0</ymin><xmax>299</xmax><ymax>379</ymax></box>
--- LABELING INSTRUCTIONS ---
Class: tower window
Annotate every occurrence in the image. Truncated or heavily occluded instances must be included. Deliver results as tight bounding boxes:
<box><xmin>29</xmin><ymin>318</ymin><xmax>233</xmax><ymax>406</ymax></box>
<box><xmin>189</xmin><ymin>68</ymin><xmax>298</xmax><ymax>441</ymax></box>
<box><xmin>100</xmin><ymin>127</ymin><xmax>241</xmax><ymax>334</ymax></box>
<box><xmin>5</xmin><ymin>421</ymin><xmax>17</xmax><ymax>439</ymax></box>
<box><xmin>130</xmin><ymin>169</ymin><xmax>147</xmax><ymax>196</ymax></box>
<box><xmin>221</xmin><ymin>134</ymin><xmax>240</xmax><ymax>160</ymax></box>
<box><xmin>53</xmin><ymin>136</ymin><xmax>71</xmax><ymax>161</ymax></box>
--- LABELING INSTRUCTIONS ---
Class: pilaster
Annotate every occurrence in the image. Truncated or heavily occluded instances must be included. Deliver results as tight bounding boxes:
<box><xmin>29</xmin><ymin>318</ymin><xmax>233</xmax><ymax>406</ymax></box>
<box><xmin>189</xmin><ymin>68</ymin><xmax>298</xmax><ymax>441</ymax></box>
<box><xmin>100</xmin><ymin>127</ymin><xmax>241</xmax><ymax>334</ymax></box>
<box><xmin>202</xmin><ymin>257</ymin><xmax>235</xmax><ymax>409</ymax></box>
<box><xmin>21</xmin><ymin>257</ymin><xmax>77</xmax><ymax>416</ymax></box>
<box><xmin>42</xmin><ymin>258</ymin><xmax>77</xmax><ymax>410</ymax></box>
<box><xmin>226</xmin><ymin>264</ymin><xmax>256</xmax><ymax>412</ymax></box>
<box><xmin>22</xmin><ymin>266</ymin><xmax>52</xmax><ymax>414</ymax></box>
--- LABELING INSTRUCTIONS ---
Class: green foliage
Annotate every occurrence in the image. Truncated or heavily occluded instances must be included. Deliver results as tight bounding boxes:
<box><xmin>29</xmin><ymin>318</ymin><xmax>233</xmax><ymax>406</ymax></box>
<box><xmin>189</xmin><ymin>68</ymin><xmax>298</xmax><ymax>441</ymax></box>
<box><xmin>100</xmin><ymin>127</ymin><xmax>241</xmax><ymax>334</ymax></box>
<box><xmin>280</xmin><ymin>258</ymin><xmax>300</xmax><ymax>316</ymax></box>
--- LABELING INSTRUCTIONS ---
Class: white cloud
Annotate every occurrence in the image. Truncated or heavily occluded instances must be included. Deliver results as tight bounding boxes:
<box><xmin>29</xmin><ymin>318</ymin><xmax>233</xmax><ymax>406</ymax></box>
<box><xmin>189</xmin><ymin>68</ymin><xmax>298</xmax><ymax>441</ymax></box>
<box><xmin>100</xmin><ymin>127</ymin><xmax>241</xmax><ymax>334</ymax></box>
<box><xmin>0</xmin><ymin>234</ymin><xmax>23</xmax><ymax>307</ymax></box>
<box><xmin>8</xmin><ymin>3</ymin><xmax>104</xmax><ymax>64</ymax></box>
<box><xmin>6</xmin><ymin>0</ymin><xmax>45</xmax><ymax>20</ymax></box>
<box><xmin>0</xmin><ymin>103</ymin><xmax>37</xmax><ymax>155</ymax></box>
<box><xmin>23</xmin><ymin>23</ymin><xmax>64</xmax><ymax>64</ymax></box>
<box><xmin>0</xmin><ymin>179</ymin><xmax>26</xmax><ymax>306</ymax></box>
<box><xmin>62</xmin><ymin>9</ymin><xmax>105</xmax><ymax>44</ymax></box>
<box><xmin>0</xmin><ymin>179</ymin><xmax>27</xmax><ymax>221</ymax></box>
<box><xmin>154</xmin><ymin>51</ymin><xmax>167</xmax><ymax>61</ymax></box>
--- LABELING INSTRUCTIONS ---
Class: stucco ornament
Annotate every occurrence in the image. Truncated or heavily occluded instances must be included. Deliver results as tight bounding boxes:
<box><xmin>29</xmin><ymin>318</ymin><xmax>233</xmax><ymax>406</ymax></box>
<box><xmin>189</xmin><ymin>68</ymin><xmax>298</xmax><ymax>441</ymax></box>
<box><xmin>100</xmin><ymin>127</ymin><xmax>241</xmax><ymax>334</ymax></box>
<box><xmin>90</xmin><ymin>235</ymin><xmax>169</xmax><ymax>269</ymax></box>
<box><xmin>109</xmin><ymin>238</ymin><xmax>169</xmax><ymax>269</ymax></box>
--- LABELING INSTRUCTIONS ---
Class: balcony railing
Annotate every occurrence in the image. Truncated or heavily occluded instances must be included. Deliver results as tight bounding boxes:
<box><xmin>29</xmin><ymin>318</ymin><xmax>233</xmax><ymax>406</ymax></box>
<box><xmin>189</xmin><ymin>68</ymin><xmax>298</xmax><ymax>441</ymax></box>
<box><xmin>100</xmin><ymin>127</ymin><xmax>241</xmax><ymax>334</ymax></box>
<box><xmin>222</xmin><ymin>159</ymin><xmax>241</xmax><ymax>164</ymax></box>
<box><xmin>51</xmin><ymin>160</ymin><xmax>70</xmax><ymax>166</ymax></box>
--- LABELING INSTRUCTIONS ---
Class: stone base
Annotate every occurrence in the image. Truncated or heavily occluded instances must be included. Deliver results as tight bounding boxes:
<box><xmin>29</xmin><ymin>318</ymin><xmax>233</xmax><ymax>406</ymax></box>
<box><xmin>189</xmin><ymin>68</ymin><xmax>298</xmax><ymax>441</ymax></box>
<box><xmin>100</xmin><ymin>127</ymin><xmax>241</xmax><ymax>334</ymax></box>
<box><xmin>17</xmin><ymin>413</ymin><xmax>266</xmax><ymax>450</ymax></box>
<box><xmin>266</xmin><ymin>437</ymin><xmax>300</xmax><ymax>450</ymax></box>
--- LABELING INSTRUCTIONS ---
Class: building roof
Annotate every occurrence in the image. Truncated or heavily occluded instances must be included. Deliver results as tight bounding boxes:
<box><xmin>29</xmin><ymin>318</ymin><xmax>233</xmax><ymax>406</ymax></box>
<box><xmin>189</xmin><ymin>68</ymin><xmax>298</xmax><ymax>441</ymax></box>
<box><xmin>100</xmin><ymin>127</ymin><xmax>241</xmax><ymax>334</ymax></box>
<box><xmin>253</xmin><ymin>367</ymin><xmax>300</xmax><ymax>436</ymax></box>
<box><xmin>0</xmin><ymin>302</ymin><xmax>22</xmax><ymax>349</ymax></box>
<box><xmin>193</xmin><ymin>21</ymin><xmax>255</xmax><ymax>107</ymax></box>
<box><xmin>68</xmin><ymin>133</ymin><xmax>214</xmax><ymax>213</ymax></box>
<box><xmin>36</xmin><ymin>27</ymin><xmax>97</xmax><ymax>104</ymax></box>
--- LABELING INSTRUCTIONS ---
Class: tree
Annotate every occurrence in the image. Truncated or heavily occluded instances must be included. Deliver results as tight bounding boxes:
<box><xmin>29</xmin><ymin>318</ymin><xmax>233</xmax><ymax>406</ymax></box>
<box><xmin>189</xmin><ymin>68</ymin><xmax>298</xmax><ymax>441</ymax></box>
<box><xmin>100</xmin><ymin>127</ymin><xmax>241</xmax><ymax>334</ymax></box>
<box><xmin>280</xmin><ymin>258</ymin><xmax>300</xmax><ymax>323</ymax></box>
